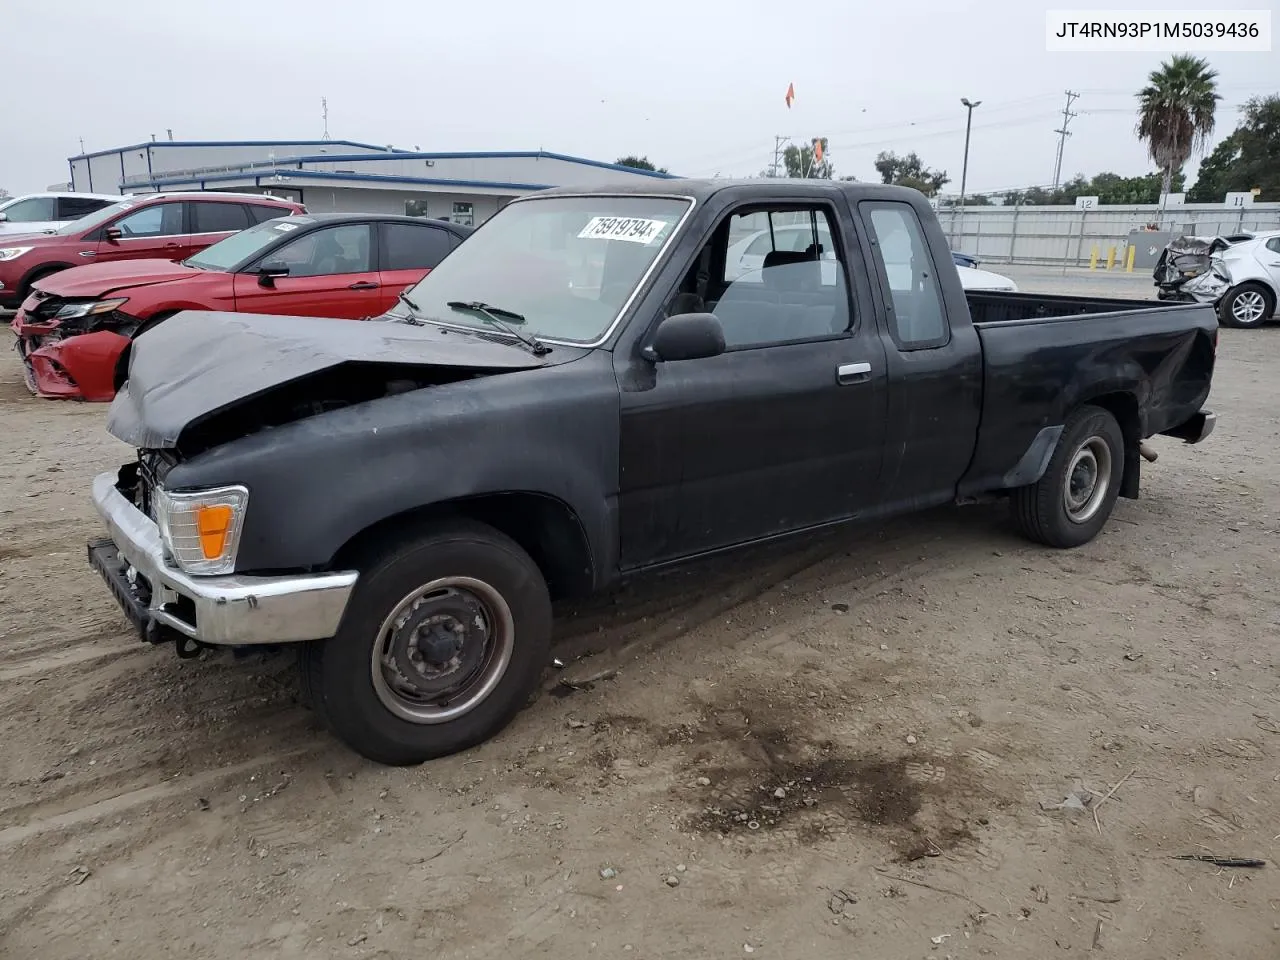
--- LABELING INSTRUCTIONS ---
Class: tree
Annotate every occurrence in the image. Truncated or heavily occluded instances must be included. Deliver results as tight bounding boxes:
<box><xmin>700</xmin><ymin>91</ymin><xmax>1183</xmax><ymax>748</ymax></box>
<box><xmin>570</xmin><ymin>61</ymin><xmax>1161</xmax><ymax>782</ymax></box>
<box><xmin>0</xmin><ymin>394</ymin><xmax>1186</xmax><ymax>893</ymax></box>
<box><xmin>1188</xmin><ymin>95</ymin><xmax>1280</xmax><ymax>201</ymax></box>
<box><xmin>782</xmin><ymin>141</ymin><xmax>832</xmax><ymax>179</ymax></box>
<box><xmin>1136</xmin><ymin>54</ymin><xmax>1221</xmax><ymax>198</ymax></box>
<box><xmin>873</xmin><ymin>151</ymin><xmax>949</xmax><ymax>196</ymax></box>
<box><xmin>615</xmin><ymin>155</ymin><xmax>669</xmax><ymax>174</ymax></box>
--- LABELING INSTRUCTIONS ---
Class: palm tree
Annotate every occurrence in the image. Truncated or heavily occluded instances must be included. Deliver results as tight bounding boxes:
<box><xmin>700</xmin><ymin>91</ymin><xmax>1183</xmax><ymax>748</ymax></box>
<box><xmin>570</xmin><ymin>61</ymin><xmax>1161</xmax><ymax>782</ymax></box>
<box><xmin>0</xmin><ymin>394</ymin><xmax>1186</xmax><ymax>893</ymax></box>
<box><xmin>1136</xmin><ymin>55</ymin><xmax>1221</xmax><ymax>199</ymax></box>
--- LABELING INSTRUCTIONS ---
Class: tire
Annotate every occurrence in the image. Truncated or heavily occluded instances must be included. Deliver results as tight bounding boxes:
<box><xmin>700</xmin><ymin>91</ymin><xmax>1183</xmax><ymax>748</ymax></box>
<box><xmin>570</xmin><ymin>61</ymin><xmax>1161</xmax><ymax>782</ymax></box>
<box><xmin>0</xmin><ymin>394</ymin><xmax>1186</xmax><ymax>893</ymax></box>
<box><xmin>1218</xmin><ymin>282</ymin><xmax>1275</xmax><ymax>329</ymax></box>
<box><xmin>1010</xmin><ymin>405</ymin><xmax>1124</xmax><ymax>549</ymax></box>
<box><xmin>301</xmin><ymin>519</ymin><xmax>551</xmax><ymax>765</ymax></box>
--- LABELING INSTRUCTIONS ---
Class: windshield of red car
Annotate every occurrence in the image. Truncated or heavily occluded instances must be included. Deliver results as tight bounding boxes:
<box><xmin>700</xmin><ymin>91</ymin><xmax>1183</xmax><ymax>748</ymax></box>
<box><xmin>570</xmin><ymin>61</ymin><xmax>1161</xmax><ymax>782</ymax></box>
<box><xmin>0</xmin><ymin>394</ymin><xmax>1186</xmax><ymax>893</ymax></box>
<box><xmin>402</xmin><ymin>196</ymin><xmax>691</xmax><ymax>344</ymax></box>
<box><xmin>184</xmin><ymin>218</ymin><xmax>311</xmax><ymax>271</ymax></box>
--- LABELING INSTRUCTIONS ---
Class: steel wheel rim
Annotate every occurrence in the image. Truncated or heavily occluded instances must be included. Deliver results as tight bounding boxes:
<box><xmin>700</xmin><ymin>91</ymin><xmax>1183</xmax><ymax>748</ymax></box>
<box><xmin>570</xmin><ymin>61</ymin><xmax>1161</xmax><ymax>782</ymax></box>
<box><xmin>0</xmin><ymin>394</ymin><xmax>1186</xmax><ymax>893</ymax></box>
<box><xmin>1232</xmin><ymin>291</ymin><xmax>1265</xmax><ymax>324</ymax></box>
<box><xmin>370</xmin><ymin>576</ymin><xmax>515</xmax><ymax>724</ymax></box>
<box><xmin>1063</xmin><ymin>436</ymin><xmax>1112</xmax><ymax>524</ymax></box>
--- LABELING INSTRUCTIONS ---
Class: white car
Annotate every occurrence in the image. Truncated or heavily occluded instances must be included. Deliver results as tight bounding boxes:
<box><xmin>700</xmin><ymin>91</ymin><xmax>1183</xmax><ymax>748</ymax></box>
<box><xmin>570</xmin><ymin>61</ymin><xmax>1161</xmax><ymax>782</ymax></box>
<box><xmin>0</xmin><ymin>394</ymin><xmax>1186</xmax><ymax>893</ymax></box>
<box><xmin>725</xmin><ymin>224</ymin><xmax>1018</xmax><ymax>292</ymax></box>
<box><xmin>1181</xmin><ymin>229</ymin><xmax>1280</xmax><ymax>328</ymax></box>
<box><xmin>0</xmin><ymin>192</ymin><xmax>122</xmax><ymax>236</ymax></box>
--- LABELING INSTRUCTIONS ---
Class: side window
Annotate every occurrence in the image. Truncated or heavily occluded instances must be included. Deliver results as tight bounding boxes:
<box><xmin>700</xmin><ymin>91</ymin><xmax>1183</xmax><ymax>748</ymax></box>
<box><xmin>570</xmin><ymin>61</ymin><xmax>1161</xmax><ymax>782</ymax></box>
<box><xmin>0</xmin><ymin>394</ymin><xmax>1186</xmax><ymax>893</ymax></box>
<box><xmin>192</xmin><ymin>201</ymin><xmax>250</xmax><ymax>234</ymax></box>
<box><xmin>862</xmin><ymin>201</ymin><xmax>948</xmax><ymax>348</ymax></box>
<box><xmin>382</xmin><ymin>223</ymin><xmax>456</xmax><ymax>270</ymax></box>
<box><xmin>676</xmin><ymin>206</ymin><xmax>852</xmax><ymax>350</ymax></box>
<box><xmin>1266</xmin><ymin>237</ymin><xmax>1280</xmax><ymax>255</ymax></box>
<box><xmin>57</xmin><ymin>197</ymin><xmax>110</xmax><ymax>220</ymax></box>
<box><xmin>246</xmin><ymin>203</ymin><xmax>288</xmax><ymax>225</ymax></box>
<box><xmin>2</xmin><ymin>197</ymin><xmax>56</xmax><ymax>222</ymax></box>
<box><xmin>112</xmin><ymin>202</ymin><xmax>184</xmax><ymax>238</ymax></box>
<box><xmin>271</xmin><ymin>224</ymin><xmax>372</xmax><ymax>277</ymax></box>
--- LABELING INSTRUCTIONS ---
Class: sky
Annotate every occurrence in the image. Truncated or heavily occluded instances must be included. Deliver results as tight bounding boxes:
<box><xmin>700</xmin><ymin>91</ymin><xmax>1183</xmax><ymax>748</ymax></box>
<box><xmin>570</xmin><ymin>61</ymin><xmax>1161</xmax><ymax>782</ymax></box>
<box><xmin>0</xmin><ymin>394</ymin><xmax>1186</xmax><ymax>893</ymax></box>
<box><xmin>2</xmin><ymin>0</ymin><xmax>1275</xmax><ymax>197</ymax></box>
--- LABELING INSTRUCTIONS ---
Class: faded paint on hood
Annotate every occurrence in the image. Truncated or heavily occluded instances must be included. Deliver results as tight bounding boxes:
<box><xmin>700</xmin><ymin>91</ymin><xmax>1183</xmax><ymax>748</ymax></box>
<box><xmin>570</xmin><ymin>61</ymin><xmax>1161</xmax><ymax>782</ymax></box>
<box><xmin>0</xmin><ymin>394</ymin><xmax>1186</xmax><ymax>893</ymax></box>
<box><xmin>107</xmin><ymin>311</ymin><xmax>572</xmax><ymax>449</ymax></box>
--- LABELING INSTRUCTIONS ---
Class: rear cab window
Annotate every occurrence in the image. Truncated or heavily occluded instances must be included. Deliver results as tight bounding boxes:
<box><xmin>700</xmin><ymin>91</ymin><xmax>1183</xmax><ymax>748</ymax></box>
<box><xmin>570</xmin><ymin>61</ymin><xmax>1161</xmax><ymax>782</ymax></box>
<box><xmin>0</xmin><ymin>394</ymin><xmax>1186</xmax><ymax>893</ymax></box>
<box><xmin>861</xmin><ymin>201</ymin><xmax>949</xmax><ymax>349</ymax></box>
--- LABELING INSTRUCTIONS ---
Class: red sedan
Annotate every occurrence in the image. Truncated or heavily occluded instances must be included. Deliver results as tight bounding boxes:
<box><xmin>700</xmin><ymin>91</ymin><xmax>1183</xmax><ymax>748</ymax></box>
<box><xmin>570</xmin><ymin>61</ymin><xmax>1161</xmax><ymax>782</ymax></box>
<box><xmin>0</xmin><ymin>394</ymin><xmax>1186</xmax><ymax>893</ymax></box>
<box><xmin>12</xmin><ymin>213</ymin><xmax>473</xmax><ymax>400</ymax></box>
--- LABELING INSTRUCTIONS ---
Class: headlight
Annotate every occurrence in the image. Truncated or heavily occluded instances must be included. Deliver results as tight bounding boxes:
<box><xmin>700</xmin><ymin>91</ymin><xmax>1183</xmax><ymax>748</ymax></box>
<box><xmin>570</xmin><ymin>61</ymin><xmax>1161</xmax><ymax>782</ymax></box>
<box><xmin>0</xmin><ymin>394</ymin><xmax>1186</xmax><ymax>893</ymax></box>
<box><xmin>154</xmin><ymin>485</ymin><xmax>249</xmax><ymax>575</ymax></box>
<box><xmin>0</xmin><ymin>247</ymin><xmax>33</xmax><ymax>262</ymax></box>
<box><xmin>54</xmin><ymin>297</ymin><xmax>129</xmax><ymax>319</ymax></box>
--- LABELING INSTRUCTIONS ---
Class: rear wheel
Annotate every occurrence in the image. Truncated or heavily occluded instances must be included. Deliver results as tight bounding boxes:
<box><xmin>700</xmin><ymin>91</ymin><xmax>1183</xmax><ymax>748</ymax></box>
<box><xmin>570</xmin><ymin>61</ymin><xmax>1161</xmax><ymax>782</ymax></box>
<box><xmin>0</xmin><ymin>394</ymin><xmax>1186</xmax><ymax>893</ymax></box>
<box><xmin>1011</xmin><ymin>405</ymin><xmax>1124</xmax><ymax>548</ymax></box>
<box><xmin>1218</xmin><ymin>282</ymin><xmax>1275</xmax><ymax>329</ymax></box>
<box><xmin>301</xmin><ymin>520</ymin><xmax>551</xmax><ymax>765</ymax></box>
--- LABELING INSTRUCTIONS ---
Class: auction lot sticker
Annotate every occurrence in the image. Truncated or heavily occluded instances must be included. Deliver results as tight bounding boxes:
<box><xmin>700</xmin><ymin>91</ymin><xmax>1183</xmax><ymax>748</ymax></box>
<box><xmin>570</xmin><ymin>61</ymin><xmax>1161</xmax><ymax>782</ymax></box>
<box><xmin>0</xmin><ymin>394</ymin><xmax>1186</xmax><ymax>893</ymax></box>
<box><xmin>577</xmin><ymin>217</ymin><xmax>669</xmax><ymax>244</ymax></box>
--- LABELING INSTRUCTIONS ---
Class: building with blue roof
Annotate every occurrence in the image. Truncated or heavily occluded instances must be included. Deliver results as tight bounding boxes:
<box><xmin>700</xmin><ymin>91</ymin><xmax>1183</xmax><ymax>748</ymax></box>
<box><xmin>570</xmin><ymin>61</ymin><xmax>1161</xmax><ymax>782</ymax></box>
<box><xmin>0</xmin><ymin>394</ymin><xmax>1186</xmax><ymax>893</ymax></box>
<box><xmin>67</xmin><ymin>139</ymin><xmax>676</xmax><ymax>225</ymax></box>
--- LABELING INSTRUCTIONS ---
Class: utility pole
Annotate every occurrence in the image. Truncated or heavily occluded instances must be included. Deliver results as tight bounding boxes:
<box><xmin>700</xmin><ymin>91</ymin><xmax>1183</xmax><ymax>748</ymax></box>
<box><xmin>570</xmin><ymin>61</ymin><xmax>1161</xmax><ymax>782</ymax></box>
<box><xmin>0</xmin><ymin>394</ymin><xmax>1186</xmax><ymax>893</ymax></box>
<box><xmin>78</xmin><ymin>137</ymin><xmax>85</xmax><ymax>153</ymax></box>
<box><xmin>321</xmin><ymin>97</ymin><xmax>331</xmax><ymax>140</ymax></box>
<box><xmin>770</xmin><ymin>135</ymin><xmax>790</xmax><ymax>178</ymax></box>
<box><xmin>958</xmin><ymin>98</ymin><xmax>981</xmax><ymax>207</ymax></box>
<box><xmin>1051</xmin><ymin>90</ymin><xmax>1079</xmax><ymax>191</ymax></box>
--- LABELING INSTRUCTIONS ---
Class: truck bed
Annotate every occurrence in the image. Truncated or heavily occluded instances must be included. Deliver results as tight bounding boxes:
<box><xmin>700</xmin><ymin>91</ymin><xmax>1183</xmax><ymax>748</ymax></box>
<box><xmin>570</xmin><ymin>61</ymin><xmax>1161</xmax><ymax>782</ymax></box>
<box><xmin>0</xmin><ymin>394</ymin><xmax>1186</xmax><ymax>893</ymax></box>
<box><xmin>958</xmin><ymin>295</ymin><xmax>1218</xmax><ymax>498</ymax></box>
<box><xmin>966</xmin><ymin>291</ymin><xmax>1182</xmax><ymax>325</ymax></box>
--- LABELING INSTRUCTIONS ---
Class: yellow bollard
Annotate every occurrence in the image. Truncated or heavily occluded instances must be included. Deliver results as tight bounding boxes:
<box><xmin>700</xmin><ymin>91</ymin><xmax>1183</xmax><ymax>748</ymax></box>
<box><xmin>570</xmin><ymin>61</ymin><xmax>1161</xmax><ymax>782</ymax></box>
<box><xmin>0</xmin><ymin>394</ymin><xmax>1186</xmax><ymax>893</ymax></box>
<box><xmin>1125</xmin><ymin>245</ymin><xmax>1135</xmax><ymax>273</ymax></box>
<box><xmin>1089</xmin><ymin>246</ymin><xmax>1098</xmax><ymax>270</ymax></box>
<box><xmin>1106</xmin><ymin>246</ymin><xmax>1116</xmax><ymax>271</ymax></box>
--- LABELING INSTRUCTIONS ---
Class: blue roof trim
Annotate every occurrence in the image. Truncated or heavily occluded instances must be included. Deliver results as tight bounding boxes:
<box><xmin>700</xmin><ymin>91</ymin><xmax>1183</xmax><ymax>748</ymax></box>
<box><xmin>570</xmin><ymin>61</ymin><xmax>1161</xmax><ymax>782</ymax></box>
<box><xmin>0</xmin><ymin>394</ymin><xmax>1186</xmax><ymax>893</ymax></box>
<box><xmin>138</xmin><ymin>168</ymin><xmax>555</xmax><ymax>192</ymax></box>
<box><xmin>69</xmin><ymin>142</ymin><xmax>677</xmax><ymax>177</ymax></box>
<box><xmin>69</xmin><ymin>139</ymin><xmax>401</xmax><ymax>161</ymax></box>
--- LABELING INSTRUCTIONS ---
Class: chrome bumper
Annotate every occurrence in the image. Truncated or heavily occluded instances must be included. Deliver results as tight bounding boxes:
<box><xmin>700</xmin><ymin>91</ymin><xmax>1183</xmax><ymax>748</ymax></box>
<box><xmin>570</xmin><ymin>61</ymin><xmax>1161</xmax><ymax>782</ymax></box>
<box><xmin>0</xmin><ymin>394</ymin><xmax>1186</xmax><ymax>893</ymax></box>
<box><xmin>89</xmin><ymin>471</ymin><xmax>358</xmax><ymax>646</ymax></box>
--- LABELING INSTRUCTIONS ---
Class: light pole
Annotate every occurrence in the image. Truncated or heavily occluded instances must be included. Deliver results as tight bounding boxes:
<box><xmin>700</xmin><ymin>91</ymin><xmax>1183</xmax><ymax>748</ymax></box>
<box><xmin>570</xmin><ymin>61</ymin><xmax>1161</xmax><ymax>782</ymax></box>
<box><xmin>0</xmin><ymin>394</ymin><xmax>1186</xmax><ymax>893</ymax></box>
<box><xmin>958</xmin><ymin>97</ymin><xmax>981</xmax><ymax>207</ymax></box>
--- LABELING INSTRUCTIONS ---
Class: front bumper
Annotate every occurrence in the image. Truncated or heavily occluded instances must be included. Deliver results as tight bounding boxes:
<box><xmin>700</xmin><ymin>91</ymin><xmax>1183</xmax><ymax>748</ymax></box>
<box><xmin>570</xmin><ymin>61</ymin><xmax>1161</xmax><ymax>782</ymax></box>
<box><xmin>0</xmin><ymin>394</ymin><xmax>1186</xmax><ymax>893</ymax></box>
<box><xmin>88</xmin><ymin>471</ymin><xmax>358</xmax><ymax>646</ymax></box>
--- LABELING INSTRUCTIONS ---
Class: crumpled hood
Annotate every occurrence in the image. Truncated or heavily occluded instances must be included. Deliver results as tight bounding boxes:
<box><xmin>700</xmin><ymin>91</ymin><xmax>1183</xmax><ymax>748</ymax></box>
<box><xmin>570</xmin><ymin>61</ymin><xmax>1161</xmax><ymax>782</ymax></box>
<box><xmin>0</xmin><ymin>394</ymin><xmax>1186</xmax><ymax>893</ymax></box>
<box><xmin>107</xmin><ymin>311</ymin><xmax>565</xmax><ymax>448</ymax></box>
<box><xmin>37</xmin><ymin>258</ymin><xmax>198</xmax><ymax>297</ymax></box>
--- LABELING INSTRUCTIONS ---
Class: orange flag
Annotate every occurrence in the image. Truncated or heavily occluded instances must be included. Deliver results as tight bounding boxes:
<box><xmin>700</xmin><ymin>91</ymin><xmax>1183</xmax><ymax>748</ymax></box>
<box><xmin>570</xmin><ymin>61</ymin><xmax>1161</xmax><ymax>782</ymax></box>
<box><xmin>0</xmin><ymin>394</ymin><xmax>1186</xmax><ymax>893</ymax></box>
<box><xmin>785</xmin><ymin>82</ymin><xmax>795</xmax><ymax>108</ymax></box>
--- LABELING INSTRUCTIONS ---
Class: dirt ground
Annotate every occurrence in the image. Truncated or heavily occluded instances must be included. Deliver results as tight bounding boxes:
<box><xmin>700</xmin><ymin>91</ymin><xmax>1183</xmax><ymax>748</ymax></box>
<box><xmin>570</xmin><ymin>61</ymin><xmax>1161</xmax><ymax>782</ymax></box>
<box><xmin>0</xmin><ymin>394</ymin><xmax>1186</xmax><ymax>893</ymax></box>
<box><xmin>1</xmin><ymin>279</ymin><xmax>1278</xmax><ymax>959</ymax></box>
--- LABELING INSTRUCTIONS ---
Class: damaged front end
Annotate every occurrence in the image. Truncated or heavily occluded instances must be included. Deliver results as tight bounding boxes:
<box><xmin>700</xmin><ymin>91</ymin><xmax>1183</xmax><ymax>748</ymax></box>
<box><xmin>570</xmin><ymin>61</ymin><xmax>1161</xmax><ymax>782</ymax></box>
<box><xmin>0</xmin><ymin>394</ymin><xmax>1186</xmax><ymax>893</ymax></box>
<box><xmin>11</xmin><ymin>291</ymin><xmax>136</xmax><ymax>401</ymax></box>
<box><xmin>1153</xmin><ymin>235</ymin><xmax>1235</xmax><ymax>303</ymax></box>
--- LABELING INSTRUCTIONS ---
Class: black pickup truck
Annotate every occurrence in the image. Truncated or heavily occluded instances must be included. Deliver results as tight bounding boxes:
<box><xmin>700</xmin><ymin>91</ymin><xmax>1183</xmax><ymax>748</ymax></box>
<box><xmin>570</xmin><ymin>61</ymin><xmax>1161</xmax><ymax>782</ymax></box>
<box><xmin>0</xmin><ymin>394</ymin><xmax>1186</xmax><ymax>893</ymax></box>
<box><xmin>88</xmin><ymin>179</ymin><xmax>1217</xmax><ymax>764</ymax></box>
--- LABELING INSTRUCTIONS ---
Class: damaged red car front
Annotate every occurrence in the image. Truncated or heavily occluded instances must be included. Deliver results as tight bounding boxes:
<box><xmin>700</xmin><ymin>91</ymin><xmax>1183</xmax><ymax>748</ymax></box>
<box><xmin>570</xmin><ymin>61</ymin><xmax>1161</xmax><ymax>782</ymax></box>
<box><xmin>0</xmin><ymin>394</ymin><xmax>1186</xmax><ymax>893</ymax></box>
<box><xmin>9</xmin><ymin>276</ymin><xmax>164</xmax><ymax>400</ymax></box>
<box><xmin>12</xmin><ymin>290</ymin><xmax>140</xmax><ymax>400</ymax></box>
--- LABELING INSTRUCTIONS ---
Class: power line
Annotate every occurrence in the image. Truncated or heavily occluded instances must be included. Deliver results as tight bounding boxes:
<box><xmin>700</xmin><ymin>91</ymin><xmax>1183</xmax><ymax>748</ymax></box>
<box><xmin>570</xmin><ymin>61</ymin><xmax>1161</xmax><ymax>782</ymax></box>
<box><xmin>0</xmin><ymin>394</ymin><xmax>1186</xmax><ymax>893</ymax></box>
<box><xmin>1051</xmin><ymin>90</ymin><xmax>1080</xmax><ymax>191</ymax></box>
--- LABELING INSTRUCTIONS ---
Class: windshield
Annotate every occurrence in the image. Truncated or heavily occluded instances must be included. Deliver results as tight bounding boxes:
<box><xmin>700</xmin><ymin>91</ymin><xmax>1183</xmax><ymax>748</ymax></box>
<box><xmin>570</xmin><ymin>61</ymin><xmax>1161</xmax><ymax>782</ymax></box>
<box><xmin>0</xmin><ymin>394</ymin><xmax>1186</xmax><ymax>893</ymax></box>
<box><xmin>185</xmin><ymin>217</ymin><xmax>305</xmax><ymax>271</ymax></box>
<box><xmin>54</xmin><ymin>198</ymin><xmax>137</xmax><ymax>235</ymax></box>
<box><xmin>402</xmin><ymin>195</ymin><xmax>690</xmax><ymax>343</ymax></box>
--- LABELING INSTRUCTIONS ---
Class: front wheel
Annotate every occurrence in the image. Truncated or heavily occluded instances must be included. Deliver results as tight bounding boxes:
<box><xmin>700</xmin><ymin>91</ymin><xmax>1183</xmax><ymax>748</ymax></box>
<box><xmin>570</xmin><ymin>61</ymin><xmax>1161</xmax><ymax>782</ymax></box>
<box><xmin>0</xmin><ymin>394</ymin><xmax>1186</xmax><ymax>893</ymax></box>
<box><xmin>1010</xmin><ymin>405</ymin><xmax>1124</xmax><ymax>548</ymax></box>
<box><xmin>301</xmin><ymin>520</ymin><xmax>552</xmax><ymax>765</ymax></box>
<box><xmin>1218</xmin><ymin>282</ymin><xmax>1275</xmax><ymax>329</ymax></box>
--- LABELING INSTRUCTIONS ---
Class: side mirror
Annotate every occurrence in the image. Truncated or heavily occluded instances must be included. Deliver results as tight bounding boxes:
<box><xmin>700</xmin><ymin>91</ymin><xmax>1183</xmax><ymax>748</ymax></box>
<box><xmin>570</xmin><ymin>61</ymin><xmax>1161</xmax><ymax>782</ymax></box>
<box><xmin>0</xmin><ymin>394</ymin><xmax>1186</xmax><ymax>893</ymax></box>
<box><xmin>256</xmin><ymin>259</ymin><xmax>290</xmax><ymax>287</ymax></box>
<box><xmin>645</xmin><ymin>312</ymin><xmax>726</xmax><ymax>363</ymax></box>
<box><xmin>0</xmin><ymin>212</ymin><xmax>8</xmax><ymax>223</ymax></box>
<box><xmin>104</xmin><ymin>226</ymin><xmax>122</xmax><ymax>241</ymax></box>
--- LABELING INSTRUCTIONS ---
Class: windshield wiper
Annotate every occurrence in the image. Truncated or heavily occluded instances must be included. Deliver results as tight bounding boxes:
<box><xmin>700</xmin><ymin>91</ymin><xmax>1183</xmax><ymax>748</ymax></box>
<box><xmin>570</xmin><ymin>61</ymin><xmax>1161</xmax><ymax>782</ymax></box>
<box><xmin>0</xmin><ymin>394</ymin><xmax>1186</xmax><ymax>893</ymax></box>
<box><xmin>395</xmin><ymin>291</ymin><xmax>426</xmax><ymax>326</ymax></box>
<box><xmin>446</xmin><ymin>301</ymin><xmax>550</xmax><ymax>356</ymax></box>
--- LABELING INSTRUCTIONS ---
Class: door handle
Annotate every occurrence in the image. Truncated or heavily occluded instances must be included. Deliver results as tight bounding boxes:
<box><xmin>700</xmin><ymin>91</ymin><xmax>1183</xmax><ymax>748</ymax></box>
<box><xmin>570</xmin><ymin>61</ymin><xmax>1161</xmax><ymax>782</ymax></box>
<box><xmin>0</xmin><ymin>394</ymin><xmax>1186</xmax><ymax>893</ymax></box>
<box><xmin>78</xmin><ymin>251</ymin><xmax>96</xmax><ymax>257</ymax></box>
<box><xmin>348</xmin><ymin>281</ymin><xmax>380</xmax><ymax>290</ymax></box>
<box><xmin>836</xmin><ymin>362</ymin><xmax>872</xmax><ymax>385</ymax></box>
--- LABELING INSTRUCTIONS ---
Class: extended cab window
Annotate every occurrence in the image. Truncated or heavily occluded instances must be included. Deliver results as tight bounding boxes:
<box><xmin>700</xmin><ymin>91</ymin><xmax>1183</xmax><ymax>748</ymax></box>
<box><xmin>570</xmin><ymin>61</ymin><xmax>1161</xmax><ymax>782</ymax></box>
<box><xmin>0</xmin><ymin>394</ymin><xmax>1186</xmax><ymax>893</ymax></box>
<box><xmin>862</xmin><ymin>202</ymin><xmax>948</xmax><ymax>348</ymax></box>
<box><xmin>681</xmin><ymin>206</ymin><xmax>850</xmax><ymax>349</ymax></box>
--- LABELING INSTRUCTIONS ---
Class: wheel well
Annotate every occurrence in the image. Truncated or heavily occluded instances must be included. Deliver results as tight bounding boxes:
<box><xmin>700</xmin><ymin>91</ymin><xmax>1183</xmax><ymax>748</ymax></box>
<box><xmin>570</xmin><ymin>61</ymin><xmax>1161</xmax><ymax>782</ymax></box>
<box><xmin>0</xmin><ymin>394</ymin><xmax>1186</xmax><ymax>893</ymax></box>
<box><xmin>20</xmin><ymin>263</ymin><xmax>71</xmax><ymax>298</ymax></box>
<box><xmin>1081</xmin><ymin>392</ymin><xmax>1140</xmax><ymax>498</ymax></box>
<box><xmin>331</xmin><ymin>493</ymin><xmax>595</xmax><ymax>601</ymax></box>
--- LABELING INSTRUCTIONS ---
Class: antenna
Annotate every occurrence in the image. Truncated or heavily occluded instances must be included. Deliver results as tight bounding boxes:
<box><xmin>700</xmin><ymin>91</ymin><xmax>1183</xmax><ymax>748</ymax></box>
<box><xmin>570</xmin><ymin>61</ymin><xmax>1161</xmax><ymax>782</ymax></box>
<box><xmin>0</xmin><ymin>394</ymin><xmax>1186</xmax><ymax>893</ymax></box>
<box><xmin>166</xmin><ymin>128</ymin><xmax>173</xmax><ymax>141</ymax></box>
<box><xmin>78</xmin><ymin>137</ymin><xmax>85</xmax><ymax>153</ymax></box>
<box><xmin>770</xmin><ymin>135</ymin><xmax>791</xmax><ymax>178</ymax></box>
<box><xmin>321</xmin><ymin>97</ymin><xmax>331</xmax><ymax>140</ymax></box>
<box><xmin>1051</xmin><ymin>90</ymin><xmax>1080</xmax><ymax>191</ymax></box>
